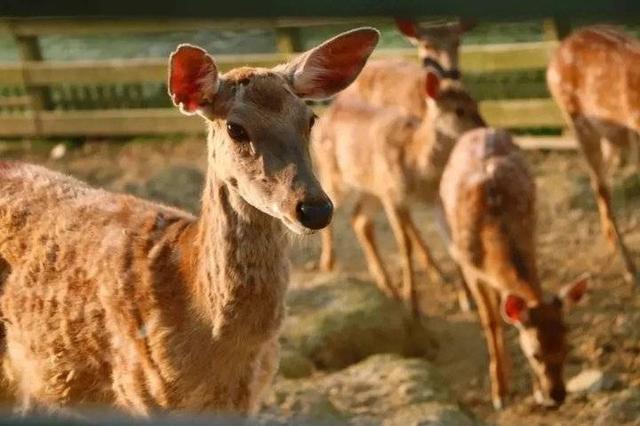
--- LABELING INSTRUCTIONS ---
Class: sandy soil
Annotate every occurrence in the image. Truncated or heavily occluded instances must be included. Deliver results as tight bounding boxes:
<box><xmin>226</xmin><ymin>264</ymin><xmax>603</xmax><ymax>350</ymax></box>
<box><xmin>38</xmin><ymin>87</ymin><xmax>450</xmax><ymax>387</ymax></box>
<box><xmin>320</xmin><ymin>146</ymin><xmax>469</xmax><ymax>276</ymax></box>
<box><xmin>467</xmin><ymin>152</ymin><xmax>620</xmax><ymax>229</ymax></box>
<box><xmin>1</xmin><ymin>137</ymin><xmax>639</xmax><ymax>425</ymax></box>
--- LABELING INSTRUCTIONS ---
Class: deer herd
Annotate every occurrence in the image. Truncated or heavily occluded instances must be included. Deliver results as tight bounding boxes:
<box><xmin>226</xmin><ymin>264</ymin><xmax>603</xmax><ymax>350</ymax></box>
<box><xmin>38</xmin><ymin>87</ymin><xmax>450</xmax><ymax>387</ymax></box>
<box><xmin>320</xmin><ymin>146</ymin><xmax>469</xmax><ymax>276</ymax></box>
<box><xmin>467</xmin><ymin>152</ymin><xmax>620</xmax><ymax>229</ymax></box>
<box><xmin>0</xmin><ymin>18</ymin><xmax>637</xmax><ymax>420</ymax></box>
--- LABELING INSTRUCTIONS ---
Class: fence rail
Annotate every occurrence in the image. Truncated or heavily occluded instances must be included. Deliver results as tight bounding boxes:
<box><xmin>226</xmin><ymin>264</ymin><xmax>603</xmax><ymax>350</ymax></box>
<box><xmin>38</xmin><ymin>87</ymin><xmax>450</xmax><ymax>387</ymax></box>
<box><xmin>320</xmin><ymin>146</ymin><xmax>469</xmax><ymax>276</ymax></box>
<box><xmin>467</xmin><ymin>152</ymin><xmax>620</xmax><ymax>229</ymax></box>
<box><xmin>0</xmin><ymin>17</ymin><xmax>570</xmax><ymax>142</ymax></box>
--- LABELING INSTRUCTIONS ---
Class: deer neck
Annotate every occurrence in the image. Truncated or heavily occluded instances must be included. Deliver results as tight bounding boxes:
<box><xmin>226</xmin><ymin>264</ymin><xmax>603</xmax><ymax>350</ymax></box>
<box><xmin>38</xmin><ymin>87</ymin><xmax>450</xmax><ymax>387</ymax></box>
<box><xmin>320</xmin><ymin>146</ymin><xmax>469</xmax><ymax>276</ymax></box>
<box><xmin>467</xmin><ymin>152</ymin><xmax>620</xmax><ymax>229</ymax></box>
<box><xmin>183</xmin><ymin>129</ymin><xmax>289</xmax><ymax>345</ymax></box>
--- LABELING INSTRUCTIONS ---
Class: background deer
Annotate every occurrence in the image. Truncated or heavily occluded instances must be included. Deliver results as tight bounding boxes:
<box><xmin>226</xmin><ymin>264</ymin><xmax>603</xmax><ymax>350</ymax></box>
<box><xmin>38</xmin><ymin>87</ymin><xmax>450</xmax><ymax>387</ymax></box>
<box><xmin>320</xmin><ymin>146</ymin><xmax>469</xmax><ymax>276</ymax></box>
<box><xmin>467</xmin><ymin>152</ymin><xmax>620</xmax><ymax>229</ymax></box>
<box><xmin>439</xmin><ymin>127</ymin><xmax>588</xmax><ymax>409</ymax></box>
<box><xmin>313</xmin><ymin>69</ymin><xmax>484</xmax><ymax>316</ymax></box>
<box><xmin>336</xmin><ymin>18</ymin><xmax>474</xmax><ymax>118</ymax></box>
<box><xmin>0</xmin><ymin>28</ymin><xmax>379</xmax><ymax>416</ymax></box>
<box><xmin>318</xmin><ymin>19</ymin><xmax>476</xmax><ymax>299</ymax></box>
<box><xmin>547</xmin><ymin>26</ymin><xmax>640</xmax><ymax>287</ymax></box>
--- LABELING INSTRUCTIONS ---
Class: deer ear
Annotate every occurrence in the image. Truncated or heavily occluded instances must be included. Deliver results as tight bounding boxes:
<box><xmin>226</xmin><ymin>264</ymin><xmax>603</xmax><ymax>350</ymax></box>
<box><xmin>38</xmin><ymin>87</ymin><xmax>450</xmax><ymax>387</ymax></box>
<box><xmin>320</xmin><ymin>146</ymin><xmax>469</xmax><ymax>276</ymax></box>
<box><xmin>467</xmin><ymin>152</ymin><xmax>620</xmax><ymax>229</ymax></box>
<box><xmin>395</xmin><ymin>18</ymin><xmax>421</xmax><ymax>45</ymax></box>
<box><xmin>502</xmin><ymin>294</ymin><xmax>529</xmax><ymax>325</ymax></box>
<box><xmin>168</xmin><ymin>44</ymin><xmax>219</xmax><ymax>115</ymax></box>
<box><xmin>278</xmin><ymin>27</ymin><xmax>379</xmax><ymax>100</ymax></box>
<box><xmin>456</xmin><ymin>18</ymin><xmax>477</xmax><ymax>34</ymax></box>
<box><xmin>425</xmin><ymin>69</ymin><xmax>441</xmax><ymax>100</ymax></box>
<box><xmin>558</xmin><ymin>274</ymin><xmax>589</xmax><ymax>307</ymax></box>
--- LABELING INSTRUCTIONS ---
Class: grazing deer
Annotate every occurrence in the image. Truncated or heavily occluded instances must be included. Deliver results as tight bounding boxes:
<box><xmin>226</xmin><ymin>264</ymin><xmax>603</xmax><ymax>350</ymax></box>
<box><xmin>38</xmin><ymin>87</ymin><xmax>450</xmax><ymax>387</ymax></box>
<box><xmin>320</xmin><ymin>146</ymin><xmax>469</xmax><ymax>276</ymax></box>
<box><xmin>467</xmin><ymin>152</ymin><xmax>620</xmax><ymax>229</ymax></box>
<box><xmin>0</xmin><ymin>28</ymin><xmax>379</xmax><ymax>416</ymax></box>
<box><xmin>314</xmin><ymin>69</ymin><xmax>484</xmax><ymax>316</ymax></box>
<box><xmin>336</xmin><ymin>18</ymin><xmax>474</xmax><ymax>118</ymax></box>
<box><xmin>440</xmin><ymin>127</ymin><xmax>588</xmax><ymax>409</ymax></box>
<box><xmin>547</xmin><ymin>26</ymin><xmax>640</xmax><ymax>286</ymax></box>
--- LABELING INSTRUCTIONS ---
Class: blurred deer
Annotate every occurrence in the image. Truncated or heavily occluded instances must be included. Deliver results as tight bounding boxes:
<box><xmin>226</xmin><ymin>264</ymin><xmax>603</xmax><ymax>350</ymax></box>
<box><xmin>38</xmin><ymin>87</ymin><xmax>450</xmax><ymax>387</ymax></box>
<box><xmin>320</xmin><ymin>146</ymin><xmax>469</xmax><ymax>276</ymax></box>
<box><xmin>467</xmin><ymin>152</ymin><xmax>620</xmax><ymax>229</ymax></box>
<box><xmin>314</xmin><ymin>69</ymin><xmax>484</xmax><ymax>316</ymax></box>
<box><xmin>318</xmin><ymin>19</ymin><xmax>476</xmax><ymax>309</ymax></box>
<box><xmin>0</xmin><ymin>28</ymin><xmax>379</xmax><ymax>416</ymax></box>
<box><xmin>337</xmin><ymin>18</ymin><xmax>474</xmax><ymax>117</ymax></box>
<box><xmin>440</xmin><ymin>127</ymin><xmax>588</xmax><ymax>409</ymax></box>
<box><xmin>547</xmin><ymin>26</ymin><xmax>640</xmax><ymax>286</ymax></box>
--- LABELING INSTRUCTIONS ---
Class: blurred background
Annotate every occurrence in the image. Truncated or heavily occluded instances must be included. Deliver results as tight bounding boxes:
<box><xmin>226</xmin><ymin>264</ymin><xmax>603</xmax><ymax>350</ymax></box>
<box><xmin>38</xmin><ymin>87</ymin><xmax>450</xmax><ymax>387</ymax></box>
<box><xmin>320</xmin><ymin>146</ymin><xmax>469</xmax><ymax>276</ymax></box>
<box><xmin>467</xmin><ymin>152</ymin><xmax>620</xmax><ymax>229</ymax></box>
<box><xmin>1</xmin><ymin>6</ymin><xmax>640</xmax><ymax>426</ymax></box>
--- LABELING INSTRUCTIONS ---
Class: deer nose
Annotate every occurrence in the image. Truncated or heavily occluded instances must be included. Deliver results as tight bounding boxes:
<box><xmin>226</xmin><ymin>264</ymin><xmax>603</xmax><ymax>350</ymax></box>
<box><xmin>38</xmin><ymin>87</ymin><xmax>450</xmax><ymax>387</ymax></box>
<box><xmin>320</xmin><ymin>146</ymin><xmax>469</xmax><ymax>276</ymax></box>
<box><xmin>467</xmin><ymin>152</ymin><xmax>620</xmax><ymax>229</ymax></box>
<box><xmin>550</xmin><ymin>386</ymin><xmax>566</xmax><ymax>405</ymax></box>
<box><xmin>296</xmin><ymin>198</ymin><xmax>333</xmax><ymax>230</ymax></box>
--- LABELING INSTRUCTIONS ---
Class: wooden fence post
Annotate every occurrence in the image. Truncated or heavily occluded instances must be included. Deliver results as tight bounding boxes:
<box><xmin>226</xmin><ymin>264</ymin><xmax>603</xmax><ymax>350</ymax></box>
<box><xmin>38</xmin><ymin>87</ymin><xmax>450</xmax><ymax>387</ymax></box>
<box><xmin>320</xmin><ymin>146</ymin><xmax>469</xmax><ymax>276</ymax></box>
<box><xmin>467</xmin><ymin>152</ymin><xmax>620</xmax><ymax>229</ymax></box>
<box><xmin>13</xmin><ymin>34</ymin><xmax>53</xmax><ymax>135</ymax></box>
<box><xmin>543</xmin><ymin>17</ymin><xmax>572</xmax><ymax>41</ymax></box>
<box><xmin>275</xmin><ymin>27</ymin><xmax>303</xmax><ymax>54</ymax></box>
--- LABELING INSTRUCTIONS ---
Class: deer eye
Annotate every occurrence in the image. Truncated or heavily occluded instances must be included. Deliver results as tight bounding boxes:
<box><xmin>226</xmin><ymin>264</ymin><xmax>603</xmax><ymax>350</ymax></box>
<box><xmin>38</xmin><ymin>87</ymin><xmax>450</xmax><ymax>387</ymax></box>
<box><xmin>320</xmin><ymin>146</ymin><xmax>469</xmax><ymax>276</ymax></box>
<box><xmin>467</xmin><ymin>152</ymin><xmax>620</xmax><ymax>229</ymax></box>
<box><xmin>533</xmin><ymin>353</ymin><xmax>544</xmax><ymax>362</ymax></box>
<box><xmin>455</xmin><ymin>107</ymin><xmax>465</xmax><ymax>118</ymax></box>
<box><xmin>226</xmin><ymin>122</ymin><xmax>250</xmax><ymax>143</ymax></box>
<box><xmin>309</xmin><ymin>113</ymin><xmax>318</xmax><ymax>130</ymax></box>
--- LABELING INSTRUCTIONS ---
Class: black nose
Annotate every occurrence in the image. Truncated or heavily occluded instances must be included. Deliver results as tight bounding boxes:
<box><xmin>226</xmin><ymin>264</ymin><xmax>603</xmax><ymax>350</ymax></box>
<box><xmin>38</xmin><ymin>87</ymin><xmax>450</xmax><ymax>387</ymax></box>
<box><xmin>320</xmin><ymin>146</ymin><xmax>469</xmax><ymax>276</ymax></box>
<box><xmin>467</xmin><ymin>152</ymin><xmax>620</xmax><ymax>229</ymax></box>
<box><xmin>296</xmin><ymin>199</ymin><xmax>333</xmax><ymax>230</ymax></box>
<box><xmin>550</xmin><ymin>386</ymin><xmax>566</xmax><ymax>405</ymax></box>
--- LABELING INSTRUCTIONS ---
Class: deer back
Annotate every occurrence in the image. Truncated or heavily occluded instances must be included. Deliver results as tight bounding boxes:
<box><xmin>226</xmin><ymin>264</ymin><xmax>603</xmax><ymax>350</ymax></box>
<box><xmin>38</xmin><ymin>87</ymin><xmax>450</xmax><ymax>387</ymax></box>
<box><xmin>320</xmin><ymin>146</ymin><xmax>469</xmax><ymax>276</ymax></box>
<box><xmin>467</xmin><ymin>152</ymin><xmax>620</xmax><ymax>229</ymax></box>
<box><xmin>547</xmin><ymin>26</ymin><xmax>640</xmax><ymax>131</ymax></box>
<box><xmin>440</xmin><ymin>128</ymin><xmax>539</xmax><ymax>299</ymax></box>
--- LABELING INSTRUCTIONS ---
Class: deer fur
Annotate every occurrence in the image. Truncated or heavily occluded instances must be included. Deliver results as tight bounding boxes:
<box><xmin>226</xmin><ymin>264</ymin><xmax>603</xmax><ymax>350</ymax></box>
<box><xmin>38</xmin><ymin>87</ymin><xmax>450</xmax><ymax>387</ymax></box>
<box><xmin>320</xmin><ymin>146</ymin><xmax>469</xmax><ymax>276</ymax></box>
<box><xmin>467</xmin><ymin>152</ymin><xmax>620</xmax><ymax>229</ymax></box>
<box><xmin>547</xmin><ymin>26</ymin><xmax>640</xmax><ymax>286</ymax></box>
<box><xmin>313</xmin><ymin>70</ymin><xmax>484</xmax><ymax>316</ymax></box>
<box><xmin>0</xmin><ymin>28</ymin><xmax>379</xmax><ymax>416</ymax></box>
<box><xmin>440</xmin><ymin>127</ymin><xmax>588</xmax><ymax>409</ymax></box>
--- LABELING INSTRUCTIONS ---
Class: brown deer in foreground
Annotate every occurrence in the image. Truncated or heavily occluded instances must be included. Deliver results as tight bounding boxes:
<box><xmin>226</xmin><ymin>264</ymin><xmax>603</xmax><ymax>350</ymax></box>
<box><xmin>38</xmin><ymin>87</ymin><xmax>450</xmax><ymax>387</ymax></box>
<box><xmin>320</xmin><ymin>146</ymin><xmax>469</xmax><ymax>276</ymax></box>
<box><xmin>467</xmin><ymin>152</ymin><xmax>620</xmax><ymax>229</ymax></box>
<box><xmin>440</xmin><ymin>127</ymin><xmax>588</xmax><ymax>409</ymax></box>
<box><xmin>547</xmin><ymin>26</ymin><xmax>640</xmax><ymax>286</ymax></box>
<box><xmin>0</xmin><ymin>28</ymin><xmax>379</xmax><ymax>416</ymax></box>
<box><xmin>314</xmin><ymin>69</ymin><xmax>484</xmax><ymax>316</ymax></box>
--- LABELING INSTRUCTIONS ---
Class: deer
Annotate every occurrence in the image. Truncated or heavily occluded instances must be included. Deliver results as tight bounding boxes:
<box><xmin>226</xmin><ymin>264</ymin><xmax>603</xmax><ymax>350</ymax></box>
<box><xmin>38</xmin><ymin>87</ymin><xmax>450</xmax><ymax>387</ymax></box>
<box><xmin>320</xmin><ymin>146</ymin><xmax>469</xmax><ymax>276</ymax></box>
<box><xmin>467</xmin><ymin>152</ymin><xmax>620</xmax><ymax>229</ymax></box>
<box><xmin>335</xmin><ymin>18</ymin><xmax>474</xmax><ymax>119</ymax></box>
<box><xmin>547</xmin><ymin>26</ymin><xmax>640</xmax><ymax>287</ymax></box>
<box><xmin>313</xmin><ymin>68</ymin><xmax>484</xmax><ymax>317</ymax></box>
<box><xmin>0</xmin><ymin>28</ymin><xmax>379</xmax><ymax>417</ymax></box>
<box><xmin>317</xmin><ymin>19</ymin><xmax>475</xmax><ymax>303</ymax></box>
<box><xmin>439</xmin><ymin>127</ymin><xmax>589</xmax><ymax>409</ymax></box>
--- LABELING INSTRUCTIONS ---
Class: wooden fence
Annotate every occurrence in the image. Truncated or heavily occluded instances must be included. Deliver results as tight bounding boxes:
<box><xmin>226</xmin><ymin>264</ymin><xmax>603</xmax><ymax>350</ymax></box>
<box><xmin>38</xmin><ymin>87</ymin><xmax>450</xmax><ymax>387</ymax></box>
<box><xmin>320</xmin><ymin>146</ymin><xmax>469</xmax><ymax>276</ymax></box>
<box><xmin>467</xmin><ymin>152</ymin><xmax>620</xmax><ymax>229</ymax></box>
<box><xmin>0</xmin><ymin>17</ymin><xmax>570</xmax><ymax>145</ymax></box>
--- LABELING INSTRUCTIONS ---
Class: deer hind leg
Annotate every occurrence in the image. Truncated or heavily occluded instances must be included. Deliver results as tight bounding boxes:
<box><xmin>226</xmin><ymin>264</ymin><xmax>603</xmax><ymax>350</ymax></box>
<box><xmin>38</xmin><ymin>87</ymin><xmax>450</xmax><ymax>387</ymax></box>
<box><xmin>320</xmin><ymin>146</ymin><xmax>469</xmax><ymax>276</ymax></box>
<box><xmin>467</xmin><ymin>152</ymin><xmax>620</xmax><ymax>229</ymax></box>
<box><xmin>351</xmin><ymin>195</ymin><xmax>398</xmax><ymax>299</ymax></box>
<box><xmin>316</xmin><ymin>153</ymin><xmax>342</xmax><ymax>273</ymax></box>
<box><xmin>382</xmin><ymin>200</ymin><xmax>420</xmax><ymax>317</ymax></box>
<box><xmin>461</xmin><ymin>267</ymin><xmax>510</xmax><ymax>410</ymax></box>
<box><xmin>319</xmin><ymin>226</ymin><xmax>335</xmax><ymax>272</ymax></box>
<box><xmin>403</xmin><ymin>212</ymin><xmax>446</xmax><ymax>285</ymax></box>
<box><xmin>574</xmin><ymin>116</ymin><xmax>638</xmax><ymax>285</ymax></box>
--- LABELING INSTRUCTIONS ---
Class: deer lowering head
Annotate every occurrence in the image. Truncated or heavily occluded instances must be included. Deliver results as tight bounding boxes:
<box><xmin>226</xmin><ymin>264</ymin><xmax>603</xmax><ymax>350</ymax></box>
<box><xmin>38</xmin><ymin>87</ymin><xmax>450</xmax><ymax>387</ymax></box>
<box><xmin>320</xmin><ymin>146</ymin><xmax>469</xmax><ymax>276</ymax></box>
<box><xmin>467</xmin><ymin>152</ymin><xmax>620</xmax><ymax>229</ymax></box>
<box><xmin>396</xmin><ymin>18</ymin><xmax>475</xmax><ymax>79</ymax></box>
<box><xmin>501</xmin><ymin>277</ymin><xmax>588</xmax><ymax>406</ymax></box>
<box><xmin>168</xmin><ymin>28</ymin><xmax>380</xmax><ymax>234</ymax></box>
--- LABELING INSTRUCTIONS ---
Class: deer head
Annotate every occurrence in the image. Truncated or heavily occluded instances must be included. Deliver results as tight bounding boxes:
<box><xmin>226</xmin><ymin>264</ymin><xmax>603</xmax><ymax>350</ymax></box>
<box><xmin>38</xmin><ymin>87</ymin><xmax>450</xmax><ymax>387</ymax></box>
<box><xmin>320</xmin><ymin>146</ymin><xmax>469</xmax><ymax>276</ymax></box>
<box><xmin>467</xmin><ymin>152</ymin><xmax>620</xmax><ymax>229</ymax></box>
<box><xmin>424</xmin><ymin>69</ymin><xmax>485</xmax><ymax>139</ymax></box>
<box><xmin>502</xmin><ymin>275</ymin><xmax>589</xmax><ymax>407</ymax></box>
<box><xmin>396</xmin><ymin>18</ymin><xmax>475</xmax><ymax>79</ymax></box>
<box><xmin>168</xmin><ymin>28</ymin><xmax>379</xmax><ymax>234</ymax></box>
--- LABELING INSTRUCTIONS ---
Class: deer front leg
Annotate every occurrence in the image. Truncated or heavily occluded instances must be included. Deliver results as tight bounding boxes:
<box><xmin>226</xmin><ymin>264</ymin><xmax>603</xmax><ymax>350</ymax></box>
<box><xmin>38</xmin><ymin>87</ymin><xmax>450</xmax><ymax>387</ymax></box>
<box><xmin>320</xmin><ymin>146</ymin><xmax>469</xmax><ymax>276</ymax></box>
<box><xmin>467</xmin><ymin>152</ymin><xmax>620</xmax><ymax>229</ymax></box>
<box><xmin>462</xmin><ymin>268</ymin><xmax>510</xmax><ymax>409</ymax></box>
<box><xmin>383</xmin><ymin>200</ymin><xmax>419</xmax><ymax>317</ymax></box>
<box><xmin>454</xmin><ymin>265</ymin><xmax>474</xmax><ymax>313</ymax></box>
<box><xmin>319</xmin><ymin>226</ymin><xmax>335</xmax><ymax>272</ymax></box>
<box><xmin>574</xmin><ymin>116</ymin><xmax>639</xmax><ymax>286</ymax></box>
<box><xmin>403</xmin><ymin>212</ymin><xmax>446</xmax><ymax>285</ymax></box>
<box><xmin>351</xmin><ymin>196</ymin><xmax>398</xmax><ymax>299</ymax></box>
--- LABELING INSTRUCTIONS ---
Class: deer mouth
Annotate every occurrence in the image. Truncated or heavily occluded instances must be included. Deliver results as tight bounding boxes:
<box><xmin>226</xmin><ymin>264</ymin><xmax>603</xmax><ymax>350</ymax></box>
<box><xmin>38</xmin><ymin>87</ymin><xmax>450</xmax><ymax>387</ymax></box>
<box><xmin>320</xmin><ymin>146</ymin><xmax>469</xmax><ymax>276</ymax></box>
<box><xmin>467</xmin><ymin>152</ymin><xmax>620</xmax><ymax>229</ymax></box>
<box><xmin>282</xmin><ymin>215</ymin><xmax>317</xmax><ymax>235</ymax></box>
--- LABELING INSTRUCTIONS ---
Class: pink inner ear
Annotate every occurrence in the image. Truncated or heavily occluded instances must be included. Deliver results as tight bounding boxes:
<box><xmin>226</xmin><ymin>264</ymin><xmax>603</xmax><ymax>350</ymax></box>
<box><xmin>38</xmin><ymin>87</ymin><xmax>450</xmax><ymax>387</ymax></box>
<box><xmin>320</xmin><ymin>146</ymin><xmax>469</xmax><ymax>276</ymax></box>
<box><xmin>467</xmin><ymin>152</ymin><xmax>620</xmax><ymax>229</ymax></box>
<box><xmin>425</xmin><ymin>71</ymin><xmax>440</xmax><ymax>99</ymax></box>
<box><xmin>169</xmin><ymin>45</ymin><xmax>216</xmax><ymax>113</ymax></box>
<box><xmin>292</xmin><ymin>29</ymin><xmax>378</xmax><ymax>99</ymax></box>
<box><xmin>395</xmin><ymin>18</ymin><xmax>419</xmax><ymax>38</ymax></box>
<box><xmin>503</xmin><ymin>294</ymin><xmax>527</xmax><ymax>323</ymax></box>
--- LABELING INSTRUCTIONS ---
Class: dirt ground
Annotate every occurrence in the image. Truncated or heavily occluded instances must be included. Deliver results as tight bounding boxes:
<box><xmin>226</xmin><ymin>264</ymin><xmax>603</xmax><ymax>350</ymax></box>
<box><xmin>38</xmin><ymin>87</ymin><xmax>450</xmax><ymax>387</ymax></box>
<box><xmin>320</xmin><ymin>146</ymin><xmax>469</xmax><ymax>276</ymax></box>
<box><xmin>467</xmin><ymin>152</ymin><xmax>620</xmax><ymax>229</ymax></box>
<box><xmin>1</xmin><ymin>137</ymin><xmax>639</xmax><ymax>425</ymax></box>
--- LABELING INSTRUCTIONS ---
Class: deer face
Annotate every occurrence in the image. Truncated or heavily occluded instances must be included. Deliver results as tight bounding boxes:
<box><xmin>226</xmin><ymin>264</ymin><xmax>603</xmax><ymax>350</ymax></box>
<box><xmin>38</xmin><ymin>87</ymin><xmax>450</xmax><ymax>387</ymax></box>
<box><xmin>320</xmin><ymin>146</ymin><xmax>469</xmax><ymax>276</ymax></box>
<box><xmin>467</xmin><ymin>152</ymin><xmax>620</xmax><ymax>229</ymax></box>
<box><xmin>424</xmin><ymin>71</ymin><xmax>485</xmax><ymax>140</ymax></box>
<box><xmin>502</xmin><ymin>275</ymin><xmax>589</xmax><ymax>407</ymax></box>
<box><xmin>396</xmin><ymin>18</ymin><xmax>475</xmax><ymax>79</ymax></box>
<box><xmin>168</xmin><ymin>28</ymin><xmax>379</xmax><ymax>234</ymax></box>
